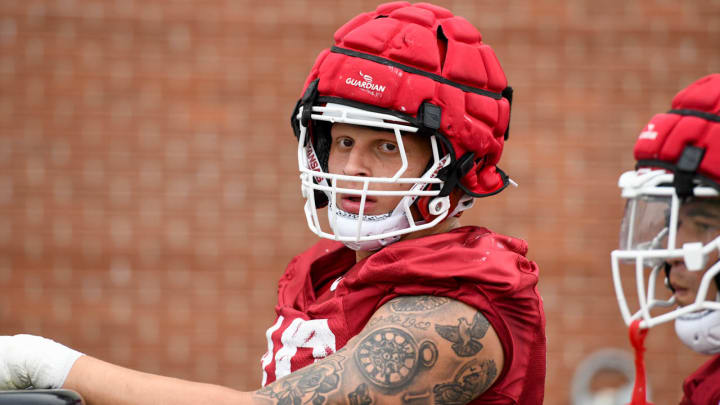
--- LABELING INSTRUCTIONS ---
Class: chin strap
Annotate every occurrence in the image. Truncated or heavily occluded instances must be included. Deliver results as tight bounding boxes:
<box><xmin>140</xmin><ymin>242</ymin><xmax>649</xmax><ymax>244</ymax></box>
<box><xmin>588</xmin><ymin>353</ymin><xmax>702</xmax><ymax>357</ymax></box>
<box><xmin>627</xmin><ymin>320</ymin><xmax>653</xmax><ymax>405</ymax></box>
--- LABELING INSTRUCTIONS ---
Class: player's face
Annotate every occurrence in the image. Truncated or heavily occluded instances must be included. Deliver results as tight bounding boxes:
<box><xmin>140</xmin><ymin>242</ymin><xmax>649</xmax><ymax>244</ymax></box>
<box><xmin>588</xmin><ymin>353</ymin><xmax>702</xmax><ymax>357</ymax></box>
<box><xmin>327</xmin><ymin>123</ymin><xmax>431</xmax><ymax>216</ymax></box>
<box><xmin>667</xmin><ymin>199</ymin><xmax>720</xmax><ymax>306</ymax></box>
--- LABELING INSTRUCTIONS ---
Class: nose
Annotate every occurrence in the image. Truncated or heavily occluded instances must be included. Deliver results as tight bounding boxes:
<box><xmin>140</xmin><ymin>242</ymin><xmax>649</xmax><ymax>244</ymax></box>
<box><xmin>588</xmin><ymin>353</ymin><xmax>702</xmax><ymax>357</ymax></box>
<box><xmin>666</xmin><ymin>257</ymin><xmax>687</xmax><ymax>278</ymax></box>
<box><xmin>667</xmin><ymin>257</ymin><xmax>685</xmax><ymax>269</ymax></box>
<box><xmin>342</xmin><ymin>146</ymin><xmax>371</xmax><ymax>177</ymax></box>
<box><xmin>665</xmin><ymin>257</ymin><xmax>691</xmax><ymax>288</ymax></box>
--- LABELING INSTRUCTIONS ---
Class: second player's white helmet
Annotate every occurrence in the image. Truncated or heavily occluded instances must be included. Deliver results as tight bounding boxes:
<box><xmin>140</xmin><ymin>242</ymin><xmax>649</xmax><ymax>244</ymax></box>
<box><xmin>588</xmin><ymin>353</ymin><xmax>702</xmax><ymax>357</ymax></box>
<box><xmin>611</xmin><ymin>74</ymin><xmax>720</xmax><ymax>354</ymax></box>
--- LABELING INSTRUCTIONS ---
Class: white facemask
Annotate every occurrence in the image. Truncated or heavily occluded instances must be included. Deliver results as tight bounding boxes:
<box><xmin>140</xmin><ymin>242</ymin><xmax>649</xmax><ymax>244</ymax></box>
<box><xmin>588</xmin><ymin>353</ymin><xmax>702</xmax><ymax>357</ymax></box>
<box><xmin>610</xmin><ymin>169</ymin><xmax>720</xmax><ymax>330</ymax></box>
<box><xmin>298</xmin><ymin>103</ymin><xmax>460</xmax><ymax>249</ymax></box>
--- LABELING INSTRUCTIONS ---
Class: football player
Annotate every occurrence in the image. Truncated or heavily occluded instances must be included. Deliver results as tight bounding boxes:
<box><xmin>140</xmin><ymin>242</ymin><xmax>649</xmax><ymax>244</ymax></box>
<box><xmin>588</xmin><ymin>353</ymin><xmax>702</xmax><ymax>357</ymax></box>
<box><xmin>611</xmin><ymin>73</ymin><xmax>720</xmax><ymax>404</ymax></box>
<box><xmin>0</xmin><ymin>3</ymin><xmax>546</xmax><ymax>404</ymax></box>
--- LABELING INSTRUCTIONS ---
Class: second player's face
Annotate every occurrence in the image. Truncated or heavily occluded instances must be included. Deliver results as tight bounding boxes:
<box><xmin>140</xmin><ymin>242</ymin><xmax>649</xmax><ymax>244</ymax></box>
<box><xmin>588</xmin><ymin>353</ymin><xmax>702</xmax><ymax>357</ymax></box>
<box><xmin>667</xmin><ymin>199</ymin><xmax>720</xmax><ymax>306</ymax></box>
<box><xmin>327</xmin><ymin>123</ymin><xmax>431</xmax><ymax>216</ymax></box>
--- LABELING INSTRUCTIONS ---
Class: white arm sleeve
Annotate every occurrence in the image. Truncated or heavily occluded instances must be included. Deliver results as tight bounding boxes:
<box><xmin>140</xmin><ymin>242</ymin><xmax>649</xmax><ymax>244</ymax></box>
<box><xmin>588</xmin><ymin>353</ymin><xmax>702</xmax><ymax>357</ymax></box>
<box><xmin>0</xmin><ymin>334</ymin><xmax>83</xmax><ymax>390</ymax></box>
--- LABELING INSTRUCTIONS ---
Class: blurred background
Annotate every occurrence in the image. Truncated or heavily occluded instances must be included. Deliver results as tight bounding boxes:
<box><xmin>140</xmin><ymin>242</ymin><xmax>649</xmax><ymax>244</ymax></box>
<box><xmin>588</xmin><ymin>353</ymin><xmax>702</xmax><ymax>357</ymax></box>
<box><xmin>0</xmin><ymin>1</ymin><xmax>718</xmax><ymax>404</ymax></box>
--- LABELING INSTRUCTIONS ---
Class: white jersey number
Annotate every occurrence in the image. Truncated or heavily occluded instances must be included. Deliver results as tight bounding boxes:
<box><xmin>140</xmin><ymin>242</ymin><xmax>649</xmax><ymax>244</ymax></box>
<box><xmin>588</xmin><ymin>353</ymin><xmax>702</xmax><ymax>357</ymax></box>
<box><xmin>261</xmin><ymin>316</ymin><xmax>337</xmax><ymax>385</ymax></box>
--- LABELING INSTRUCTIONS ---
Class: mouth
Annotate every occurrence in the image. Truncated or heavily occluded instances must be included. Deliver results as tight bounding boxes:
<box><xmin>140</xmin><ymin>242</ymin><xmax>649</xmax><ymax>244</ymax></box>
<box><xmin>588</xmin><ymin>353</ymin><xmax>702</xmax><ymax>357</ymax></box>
<box><xmin>339</xmin><ymin>194</ymin><xmax>377</xmax><ymax>214</ymax></box>
<box><xmin>672</xmin><ymin>287</ymin><xmax>694</xmax><ymax>305</ymax></box>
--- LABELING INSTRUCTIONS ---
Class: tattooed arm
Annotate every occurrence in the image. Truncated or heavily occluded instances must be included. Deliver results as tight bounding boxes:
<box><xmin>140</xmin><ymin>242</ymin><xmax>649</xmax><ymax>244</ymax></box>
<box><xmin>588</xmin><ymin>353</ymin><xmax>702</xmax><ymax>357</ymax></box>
<box><xmin>57</xmin><ymin>296</ymin><xmax>499</xmax><ymax>405</ymax></box>
<box><xmin>252</xmin><ymin>296</ymin><xmax>504</xmax><ymax>405</ymax></box>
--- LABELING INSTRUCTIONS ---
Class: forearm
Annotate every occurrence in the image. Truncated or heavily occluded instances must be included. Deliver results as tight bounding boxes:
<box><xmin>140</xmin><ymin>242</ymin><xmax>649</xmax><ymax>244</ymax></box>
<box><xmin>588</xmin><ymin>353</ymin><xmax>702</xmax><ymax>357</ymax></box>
<box><xmin>63</xmin><ymin>356</ymin><xmax>258</xmax><ymax>405</ymax></box>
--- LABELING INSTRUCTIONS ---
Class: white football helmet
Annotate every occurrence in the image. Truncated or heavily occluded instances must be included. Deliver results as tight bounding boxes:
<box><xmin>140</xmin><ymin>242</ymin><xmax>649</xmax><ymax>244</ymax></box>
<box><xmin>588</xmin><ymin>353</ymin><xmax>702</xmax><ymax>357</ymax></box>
<box><xmin>611</xmin><ymin>73</ymin><xmax>720</xmax><ymax>354</ymax></box>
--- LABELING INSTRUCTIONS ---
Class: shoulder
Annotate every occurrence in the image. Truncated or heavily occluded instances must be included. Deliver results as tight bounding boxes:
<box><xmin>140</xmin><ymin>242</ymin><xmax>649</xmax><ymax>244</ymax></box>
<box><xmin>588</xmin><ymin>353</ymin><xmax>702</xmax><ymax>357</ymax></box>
<box><xmin>379</xmin><ymin>226</ymin><xmax>534</xmax><ymax>270</ymax></box>
<box><xmin>683</xmin><ymin>354</ymin><xmax>720</xmax><ymax>404</ymax></box>
<box><xmin>415</xmin><ymin>225</ymin><xmax>530</xmax><ymax>256</ymax></box>
<box><xmin>357</xmin><ymin>226</ymin><xmax>539</xmax><ymax>294</ymax></box>
<box><xmin>352</xmin><ymin>230</ymin><xmax>546</xmax><ymax>401</ymax></box>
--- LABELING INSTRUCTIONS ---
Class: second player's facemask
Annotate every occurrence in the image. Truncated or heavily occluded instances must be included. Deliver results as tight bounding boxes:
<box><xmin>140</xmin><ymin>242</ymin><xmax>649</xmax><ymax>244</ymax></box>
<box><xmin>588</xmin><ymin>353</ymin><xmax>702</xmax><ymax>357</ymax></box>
<box><xmin>611</xmin><ymin>169</ymin><xmax>720</xmax><ymax>335</ymax></box>
<box><xmin>295</xmin><ymin>103</ymin><xmax>470</xmax><ymax>251</ymax></box>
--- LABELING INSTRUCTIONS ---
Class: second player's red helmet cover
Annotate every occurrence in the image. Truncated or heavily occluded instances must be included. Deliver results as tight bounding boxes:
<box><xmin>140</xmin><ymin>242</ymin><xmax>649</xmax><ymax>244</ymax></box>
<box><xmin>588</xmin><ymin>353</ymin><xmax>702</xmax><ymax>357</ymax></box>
<box><xmin>633</xmin><ymin>73</ymin><xmax>720</xmax><ymax>195</ymax></box>
<box><xmin>292</xmin><ymin>1</ymin><xmax>513</xmax><ymax>198</ymax></box>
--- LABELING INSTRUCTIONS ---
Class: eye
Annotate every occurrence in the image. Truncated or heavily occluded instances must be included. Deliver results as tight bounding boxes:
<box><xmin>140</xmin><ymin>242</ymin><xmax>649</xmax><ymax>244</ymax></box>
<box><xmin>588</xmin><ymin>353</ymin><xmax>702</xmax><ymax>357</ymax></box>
<box><xmin>694</xmin><ymin>221</ymin><xmax>712</xmax><ymax>232</ymax></box>
<box><xmin>379</xmin><ymin>142</ymin><xmax>398</xmax><ymax>153</ymax></box>
<box><xmin>336</xmin><ymin>137</ymin><xmax>354</xmax><ymax>149</ymax></box>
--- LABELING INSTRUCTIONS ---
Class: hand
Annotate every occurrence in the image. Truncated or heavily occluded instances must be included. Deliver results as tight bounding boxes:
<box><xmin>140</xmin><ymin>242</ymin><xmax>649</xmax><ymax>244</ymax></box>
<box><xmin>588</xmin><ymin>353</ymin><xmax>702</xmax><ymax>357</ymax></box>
<box><xmin>0</xmin><ymin>334</ymin><xmax>83</xmax><ymax>390</ymax></box>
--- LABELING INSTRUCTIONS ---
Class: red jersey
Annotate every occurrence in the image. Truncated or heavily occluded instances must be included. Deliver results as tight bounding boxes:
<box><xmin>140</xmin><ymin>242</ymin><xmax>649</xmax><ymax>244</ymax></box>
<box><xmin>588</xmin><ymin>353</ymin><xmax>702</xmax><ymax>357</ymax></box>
<box><xmin>260</xmin><ymin>226</ymin><xmax>546</xmax><ymax>404</ymax></box>
<box><xmin>680</xmin><ymin>354</ymin><xmax>720</xmax><ymax>405</ymax></box>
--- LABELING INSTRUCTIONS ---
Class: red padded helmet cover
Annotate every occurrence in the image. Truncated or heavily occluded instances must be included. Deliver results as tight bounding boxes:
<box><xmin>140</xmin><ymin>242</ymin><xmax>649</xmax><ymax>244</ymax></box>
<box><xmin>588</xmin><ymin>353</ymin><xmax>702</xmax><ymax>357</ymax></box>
<box><xmin>633</xmin><ymin>74</ymin><xmax>720</xmax><ymax>183</ymax></box>
<box><xmin>298</xmin><ymin>2</ymin><xmax>511</xmax><ymax>195</ymax></box>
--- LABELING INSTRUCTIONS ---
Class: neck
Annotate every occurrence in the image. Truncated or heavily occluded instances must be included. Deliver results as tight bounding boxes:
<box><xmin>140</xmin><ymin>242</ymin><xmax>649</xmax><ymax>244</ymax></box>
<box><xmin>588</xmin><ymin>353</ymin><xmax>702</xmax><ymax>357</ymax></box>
<box><xmin>354</xmin><ymin>217</ymin><xmax>461</xmax><ymax>262</ymax></box>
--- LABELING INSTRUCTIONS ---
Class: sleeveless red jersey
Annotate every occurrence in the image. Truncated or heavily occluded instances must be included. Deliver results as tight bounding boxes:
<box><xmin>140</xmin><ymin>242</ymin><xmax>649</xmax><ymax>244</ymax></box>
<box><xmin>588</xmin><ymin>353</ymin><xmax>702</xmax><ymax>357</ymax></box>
<box><xmin>260</xmin><ymin>226</ymin><xmax>546</xmax><ymax>404</ymax></box>
<box><xmin>680</xmin><ymin>354</ymin><xmax>720</xmax><ymax>405</ymax></box>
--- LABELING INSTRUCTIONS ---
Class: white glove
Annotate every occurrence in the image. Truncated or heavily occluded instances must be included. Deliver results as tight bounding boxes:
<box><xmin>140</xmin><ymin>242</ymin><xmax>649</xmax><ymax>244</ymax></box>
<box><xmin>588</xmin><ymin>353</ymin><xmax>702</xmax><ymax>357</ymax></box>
<box><xmin>0</xmin><ymin>334</ymin><xmax>83</xmax><ymax>390</ymax></box>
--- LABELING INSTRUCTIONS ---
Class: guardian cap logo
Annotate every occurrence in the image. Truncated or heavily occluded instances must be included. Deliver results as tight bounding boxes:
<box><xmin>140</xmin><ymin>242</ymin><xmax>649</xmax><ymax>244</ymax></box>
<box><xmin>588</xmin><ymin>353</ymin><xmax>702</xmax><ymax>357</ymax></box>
<box><xmin>345</xmin><ymin>71</ymin><xmax>387</xmax><ymax>96</ymax></box>
<box><xmin>638</xmin><ymin>123</ymin><xmax>658</xmax><ymax>140</ymax></box>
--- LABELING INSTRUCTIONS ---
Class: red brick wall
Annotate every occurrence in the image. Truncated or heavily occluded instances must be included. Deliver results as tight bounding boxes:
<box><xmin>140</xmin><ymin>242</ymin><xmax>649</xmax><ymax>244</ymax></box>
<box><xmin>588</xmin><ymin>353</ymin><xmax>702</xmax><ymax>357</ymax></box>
<box><xmin>0</xmin><ymin>1</ymin><xmax>718</xmax><ymax>403</ymax></box>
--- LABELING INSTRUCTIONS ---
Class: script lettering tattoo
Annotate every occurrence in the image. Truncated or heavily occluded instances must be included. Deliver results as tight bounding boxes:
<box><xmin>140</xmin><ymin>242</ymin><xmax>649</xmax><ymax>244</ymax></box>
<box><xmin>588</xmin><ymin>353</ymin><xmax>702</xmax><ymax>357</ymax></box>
<box><xmin>257</xmin><ymin>354</ymin><xmax>345</xmax><ymax>404</ymax></box>
<box><xmin>355</xmin><ymin>327</ymin><xmax>421</xmax><ymax>389</ymax></box>
<box><xmin>433</xmin><ymin>359</ymin><xmax>498</xmax><ymax>404</ymax></box>
<box><xmin>348</xmin><ymin>383</ymin><xmax>372</xmax><ymax>405</ymax></box>
<box><xmin>434</xmin><ymin>312</ymin><xmax>490</xmax><ymax>357</ymax></box>
<box><xmin>366</xmin><ymin>314</ymin><xmax>431</xmax><ymax>331</ymax></box>
<box><xmin>390</xmin><ymin>296</ymin><xmax>449</xmax><ymax>312</ymax></box>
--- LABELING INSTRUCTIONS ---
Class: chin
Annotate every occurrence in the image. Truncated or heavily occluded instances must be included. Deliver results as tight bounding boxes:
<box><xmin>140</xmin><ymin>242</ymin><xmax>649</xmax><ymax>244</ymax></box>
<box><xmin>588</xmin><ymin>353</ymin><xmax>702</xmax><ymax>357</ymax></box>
<box><xmin>674</xmin><ymin>296</ymin><xmax>693</xmax><ymax>308</ymax></box>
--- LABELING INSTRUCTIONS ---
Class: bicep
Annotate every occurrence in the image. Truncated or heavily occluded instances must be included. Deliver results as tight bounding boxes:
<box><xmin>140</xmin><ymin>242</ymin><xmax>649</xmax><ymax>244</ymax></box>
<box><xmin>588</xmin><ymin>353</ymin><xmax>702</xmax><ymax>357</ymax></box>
<box><xmin>252</xmin><ymin>296</ymin><xmax>504</xmax><ymax>405</ymax></box>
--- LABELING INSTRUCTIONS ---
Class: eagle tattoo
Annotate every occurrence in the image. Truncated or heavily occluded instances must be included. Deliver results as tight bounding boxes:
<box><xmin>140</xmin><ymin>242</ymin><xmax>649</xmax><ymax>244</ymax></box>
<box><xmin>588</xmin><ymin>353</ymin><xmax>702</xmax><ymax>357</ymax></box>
<box><xmin>434</xmin><ymin>312</ymin><xmax>490</xmax><ymax>357</ymax></box>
